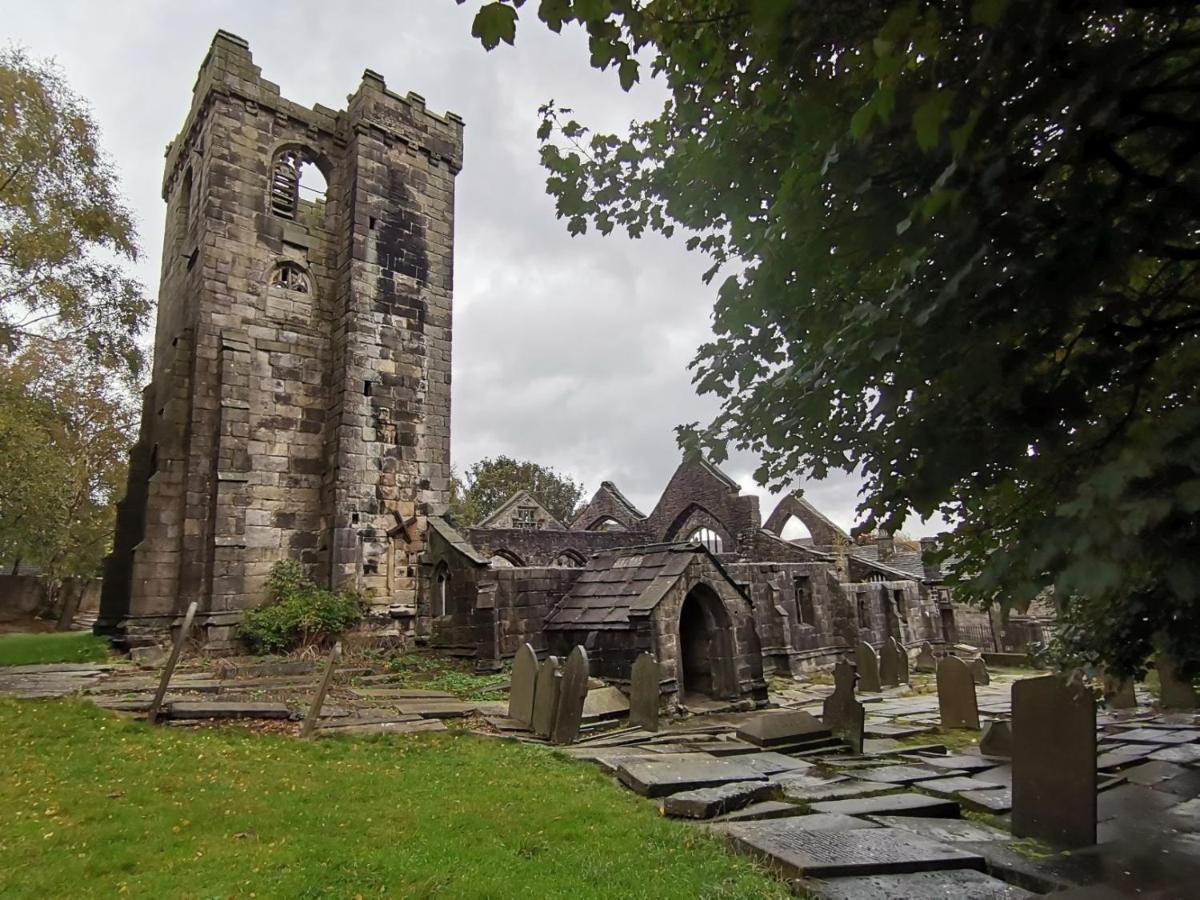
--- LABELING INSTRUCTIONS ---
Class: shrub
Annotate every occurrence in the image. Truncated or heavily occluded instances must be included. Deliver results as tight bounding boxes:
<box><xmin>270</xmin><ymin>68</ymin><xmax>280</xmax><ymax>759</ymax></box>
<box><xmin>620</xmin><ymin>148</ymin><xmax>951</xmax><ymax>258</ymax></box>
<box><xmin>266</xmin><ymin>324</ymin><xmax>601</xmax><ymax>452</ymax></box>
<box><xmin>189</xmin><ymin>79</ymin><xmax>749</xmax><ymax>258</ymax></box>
<box><xmin>239</xmin><ymin>560</ymin><xmax>366</xmax><ymax>654</ymax></box>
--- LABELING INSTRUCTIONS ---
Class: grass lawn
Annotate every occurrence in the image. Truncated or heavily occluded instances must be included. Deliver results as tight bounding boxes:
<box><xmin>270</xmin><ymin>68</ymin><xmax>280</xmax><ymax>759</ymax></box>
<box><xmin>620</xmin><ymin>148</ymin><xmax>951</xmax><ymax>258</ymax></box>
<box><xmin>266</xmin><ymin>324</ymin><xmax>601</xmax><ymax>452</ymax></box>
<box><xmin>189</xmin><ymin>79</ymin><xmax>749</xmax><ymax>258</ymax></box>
<box><xmin>0</xmin><ymin>700</ymin><xmax>788</xmax><ymax>899</ymax></box>
<box><xmin>0</xmin><ymin>631</ymin><xmax>111</xmax><ymax>667</ymax></box>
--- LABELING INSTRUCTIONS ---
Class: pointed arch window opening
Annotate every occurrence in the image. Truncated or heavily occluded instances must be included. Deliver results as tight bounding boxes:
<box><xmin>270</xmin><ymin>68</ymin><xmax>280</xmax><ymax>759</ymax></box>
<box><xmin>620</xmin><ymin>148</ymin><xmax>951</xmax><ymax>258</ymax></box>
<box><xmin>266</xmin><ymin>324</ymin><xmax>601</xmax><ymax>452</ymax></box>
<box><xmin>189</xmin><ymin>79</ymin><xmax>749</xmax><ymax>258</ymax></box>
<box><xmin>270</xmin><ymin>261</ymin><xmax>312</xmax><ymax>294</ymax></box>
<box><xmin>688</xmin><ymin>526</ymin><xmax>724</xmax><ymax>554</ymax></box>
<box><xmin>270</xmin><ymin>148</ymin><xmax>327</xmax><ymax>219</ymax></box>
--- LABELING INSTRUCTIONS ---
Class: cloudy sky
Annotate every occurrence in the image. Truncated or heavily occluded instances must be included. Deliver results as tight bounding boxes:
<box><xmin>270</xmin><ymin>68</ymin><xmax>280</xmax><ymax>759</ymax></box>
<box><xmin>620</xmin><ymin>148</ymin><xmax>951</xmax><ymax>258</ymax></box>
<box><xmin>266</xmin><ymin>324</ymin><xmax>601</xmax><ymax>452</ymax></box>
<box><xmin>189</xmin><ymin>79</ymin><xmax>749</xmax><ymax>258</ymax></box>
<box><xmin>3</xmin><ymin>0</ymin><xmax>939</xmax><ymax>537</ymax></box>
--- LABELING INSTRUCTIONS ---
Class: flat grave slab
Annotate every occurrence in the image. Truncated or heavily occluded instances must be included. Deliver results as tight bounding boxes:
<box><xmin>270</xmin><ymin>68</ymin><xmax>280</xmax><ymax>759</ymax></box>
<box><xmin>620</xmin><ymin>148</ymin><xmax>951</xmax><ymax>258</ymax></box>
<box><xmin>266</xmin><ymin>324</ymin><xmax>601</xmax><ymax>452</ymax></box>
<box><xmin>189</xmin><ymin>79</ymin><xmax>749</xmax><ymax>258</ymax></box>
<box><xmin>863</xmin><ymin>723</ymin><xmax>931</xmax><ymax>738</ymax></box>
<box><xmin>738</xmin><ymin>752</ymin><xmax>815</xmax><ymax>775</ymax></box>
<box><xmin>661</xmin><ymin>780</ymin><xmax>776</xmax><ymax>819</ymax></box>
<box><xmin>1122</xmin><ymin>760</ymin><xmax>1188</xmax><ymax>786</ymax></box>
<box><xmin>856</xmin><ymin>765</ymin><xmax>960</xmax><ymax>784</ymax></box>
<box><xmin>777</xmin><ymin>777</ymin><xmax>893</xmax><ymax>803</ymax></box>
<box><xmin>958</xmin><ymin>788</ymin><xmax>1012</xmax><ymax>813</ymax></box>
<box><xmin>1149</xmin><ymin>744</ymin><xmax>1200</xmax><ymax>765</ymax></box>
<box><xmin>810</xmin><ymin>792</ymin><xmax>961</xmax><ymax>819</ymax></box>
<box><xmin>616</xmin><ymin>754</ymin><xmax>768</xmax><ymax>797</ymax></box>
<box><xmin>350</xmin><ymin>688</ymin><xmax>456</xmax><ymax>700</ymax></box>
<box><xmin>903</xmin><ymin>753</ymin><xmax>995</xmax><ymax>773</ymax></box>
<box><xmin>913</xmin><ymin>775</ymin><xmax>1006</xmax><ymax>796</ymax></box>
<box><xmin>165</xmin><ymin>701</ymin><xmax>291</xmax><ymax>720</ymax></box>
<box><xmin>869</xmin><ymin>815</ymin><xmax>1011</xmax><ymax>843</ymax></box>
<box><xmin>724</xmin><ymin>821</ymin><xmax>984</xmax><ymax>878</ymax></box>
<box><xmin>1112</xmin><ymin>728</ymin><xmax>1200</xmax><ymax>745</ymax></box>
<box><xmin>1096</xmin><ymin>745</ymin><xmax>1155</xmax><ymax>771</ymax></box>
<box><xmin>392</xmin><ymin>700</ymin><xmax>478</xmax><ymax>719</ymax></box>
<box><xmin>709</xmin><ymin>801</ymin><xmax>807</xmax><ymax>823</ymax></box>
<box><xmin>1150</xmin><ymin>767</ymin><xmax>1200</xmax><ymax>798</ymax></box>
<box><xmin>809</xmin><ymin>869</ymin><xmax>1035</xmax><ymax>899</ymax></box>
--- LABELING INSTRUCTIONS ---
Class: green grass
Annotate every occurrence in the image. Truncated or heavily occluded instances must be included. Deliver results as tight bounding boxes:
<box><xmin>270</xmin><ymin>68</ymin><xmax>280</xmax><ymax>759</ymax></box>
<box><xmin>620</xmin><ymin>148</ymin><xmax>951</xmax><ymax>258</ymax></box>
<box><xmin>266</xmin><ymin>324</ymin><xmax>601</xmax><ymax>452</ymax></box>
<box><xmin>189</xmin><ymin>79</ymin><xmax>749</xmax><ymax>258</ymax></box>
<box><xmin>384</xmin><ymin>653</ymin><xmax>510</xmax><ymax>699</ymax></box>
<box><xmin>0</xmin><ymin>700</ymin><xmax>787</xmax><ymax>898</ymax></box>
<box><xmin>0</xmin><ymin>632</ymin><xmax>110</xmax><ymax>667</ymax></box>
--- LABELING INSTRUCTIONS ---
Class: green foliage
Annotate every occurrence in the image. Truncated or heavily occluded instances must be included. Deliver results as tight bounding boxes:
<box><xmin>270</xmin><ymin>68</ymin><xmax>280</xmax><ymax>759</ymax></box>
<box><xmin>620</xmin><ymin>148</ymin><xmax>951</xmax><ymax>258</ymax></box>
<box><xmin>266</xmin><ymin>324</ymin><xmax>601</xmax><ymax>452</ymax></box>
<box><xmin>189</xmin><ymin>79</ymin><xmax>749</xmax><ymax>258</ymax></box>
<box><xmin>0</xmin><ymin>49</ymin><xmax>149</xmax><ymax>376</ymax></box>
<box><xmin>384</xmin><ymin>653</ymin><xmax>510</xmax><ymax>699</ymax></box>
<box><xmin>239</xmin><ymin>561</ymin><xmax>365</xmax><ymax>654</ymax></box>
<box><xmin>0</xmin><ymin>632</ymin><xmax>110</xmax><ymax>667</ymax></box>
<box><xmin>464</xmin><ymin>1</ymin><xmax>1200</xmax><ymax>678</ymax></box>
<box><xmin>449</xmin><ymin>454</ymin><xmax>585</xmax><ymax>526</ymax></box>
<box><xmin>0</xmin><ymin>340</ymin><xmax>136</xmax><ymax>588</ymax></box>
<box><xmin>0</xmin><ymin>700</ymin><xmax>787</xmax><ymax>897</ymax></box>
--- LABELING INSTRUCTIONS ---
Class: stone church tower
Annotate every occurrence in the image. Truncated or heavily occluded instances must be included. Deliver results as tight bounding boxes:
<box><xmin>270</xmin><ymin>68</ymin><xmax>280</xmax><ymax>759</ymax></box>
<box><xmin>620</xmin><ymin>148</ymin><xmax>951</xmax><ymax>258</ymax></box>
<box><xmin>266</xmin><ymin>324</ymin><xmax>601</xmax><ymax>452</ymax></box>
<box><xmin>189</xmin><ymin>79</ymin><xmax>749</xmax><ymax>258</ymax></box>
<box><xmin>98</xmin><ymin>31</ymin><xmax>462</xmax><ymax>649</ymax></box>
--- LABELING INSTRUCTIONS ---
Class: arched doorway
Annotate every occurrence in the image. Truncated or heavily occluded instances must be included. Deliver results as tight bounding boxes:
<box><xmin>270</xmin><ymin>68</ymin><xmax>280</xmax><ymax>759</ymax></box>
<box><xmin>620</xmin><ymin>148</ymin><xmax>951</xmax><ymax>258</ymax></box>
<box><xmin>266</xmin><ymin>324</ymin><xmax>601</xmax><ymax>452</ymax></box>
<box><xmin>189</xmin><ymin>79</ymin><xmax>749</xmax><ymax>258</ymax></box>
<box><xmin>677</xmin><ymin>584</ymin><xmax>735</xmax><ymax>700</ymax></box>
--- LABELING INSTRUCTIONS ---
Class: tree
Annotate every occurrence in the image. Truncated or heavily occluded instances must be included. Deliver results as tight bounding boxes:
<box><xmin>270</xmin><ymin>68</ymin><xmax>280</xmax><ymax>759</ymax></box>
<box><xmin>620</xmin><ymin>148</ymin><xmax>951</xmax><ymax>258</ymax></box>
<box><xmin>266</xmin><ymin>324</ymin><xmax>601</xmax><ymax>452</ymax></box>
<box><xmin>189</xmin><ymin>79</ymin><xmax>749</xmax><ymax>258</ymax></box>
<box><xmin>450</xmin><ymin>456</ymin><xmax>586</xmax><ymax>527</ymax></box>
<box><xmin>464</xmin><ymin>2</ymin><xmax>1200</xmax><ymax>677</ymax></box>
<box><xmin>0</xmin><ymin>49</ymin><xmax>149</xmax><ymax>376</ymax></box>
<box><xmin>0</xmin><ymin>340</ymin><xmax>136</xmax><ymax>610</ymax></box>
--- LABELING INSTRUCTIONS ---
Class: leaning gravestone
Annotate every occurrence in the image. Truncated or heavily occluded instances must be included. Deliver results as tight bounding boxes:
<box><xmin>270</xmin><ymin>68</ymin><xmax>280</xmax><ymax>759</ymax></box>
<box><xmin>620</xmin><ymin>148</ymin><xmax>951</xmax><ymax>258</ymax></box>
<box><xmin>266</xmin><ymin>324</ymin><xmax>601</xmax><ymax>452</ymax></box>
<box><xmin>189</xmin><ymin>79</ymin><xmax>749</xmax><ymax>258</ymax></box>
<box><xmin>823</xmin><ymin>657</ymin><xmax>865</xmax><ymax>754</ymax></box>
<box><xmin>507</xmin><ymin>643</ymin><xmax>539</xmax><ymax>727</ymax></box>
<box><xmin>915</xmin><ymin>642</ymin><xmax>937</xmax><ymax>673</ymax></box>
<box><xmin>936</xmin><ymin>656</ymin><xmax>980</xmax><ymax>730</ymax></box>
<box><xmin>1157</xmin><ymin>654</ymin><xmax>1198</xmax><ymax>709</ymax></box>
<box><xmin>856</xmin><ymin>640</ymin><xmax>882</xmax><ymax>693</ymax></box>
<box><xmin>969</xmin><ymin>657</ymin><xmax>990</xmax><ymax>686</ymax></box>
<box><xmin>629</xmin><ymin>652</ymin><xmax>661</xmax><ymax>732</ymax></box>
<box><xmin>1012</xmin><ymin>674</ymin><xmax>1096</xmax><ymax>848</ymax></box>
<box><xmin>550</xmin><ymin>646</ymin><xmax>589</xmax><ymax>745</ymax></box>
<box><xmin>979</xmin><ymin>719</ymin><xmax>1013</xmax><ymax>758</ymax></box>
<box><xmin>531</xmin><ymin>656</ymin><xmax>562</xmax><ymax>738</ymax></box>
<box><xmin>1102</xmin><ymin>672</ymin><xmax>1136</xmax><ymax>710</ymax></box>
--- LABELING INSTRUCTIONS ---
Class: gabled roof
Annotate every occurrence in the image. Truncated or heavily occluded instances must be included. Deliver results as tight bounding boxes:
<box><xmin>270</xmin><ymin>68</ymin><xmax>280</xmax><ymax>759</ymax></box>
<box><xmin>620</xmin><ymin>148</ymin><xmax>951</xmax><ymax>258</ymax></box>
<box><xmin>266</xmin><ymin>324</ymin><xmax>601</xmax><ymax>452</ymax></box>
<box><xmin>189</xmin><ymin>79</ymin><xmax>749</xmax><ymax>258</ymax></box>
<box><xmin>570</xmin><ymin>480</ymin><xmax>647</xmax><ymax>530</ymax></box>
<box><xmin>427</xmin><ymin>516</ymin><xmax>490</xmax><ymax>565</ymax></box>
<box><xmin>849</xmin><ymin>545</ymin><xmax>927</xmax><ymax>581</ymax></box>
<box><xmin>544</xmin><ymin>542</ymin><xmax>743</xmax><ymax>631</ymax></box>
<box><xmin>475</xmin><ymin>489</ymin><xmax>566</xmax><ymax>530</ymax></box>
<box><xmin>596</xmin><ymin>480</ymin><xmax>646</xmax><ymax>519</ymax></box>
<box><xmin>697</xmin><ymin>457</ymin><xmax>742</xmax><ymax>492</ymax></box>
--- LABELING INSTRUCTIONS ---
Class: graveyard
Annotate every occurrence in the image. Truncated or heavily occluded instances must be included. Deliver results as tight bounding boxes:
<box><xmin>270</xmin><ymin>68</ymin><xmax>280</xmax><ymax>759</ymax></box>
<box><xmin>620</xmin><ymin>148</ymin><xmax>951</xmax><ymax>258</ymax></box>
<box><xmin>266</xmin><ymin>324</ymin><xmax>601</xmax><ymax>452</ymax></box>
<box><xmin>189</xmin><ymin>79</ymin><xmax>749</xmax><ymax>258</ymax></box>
<box><xmin>2</xmin><ymin>637</ymin><xmax>1198</xmax><ymax>897</ymax></box>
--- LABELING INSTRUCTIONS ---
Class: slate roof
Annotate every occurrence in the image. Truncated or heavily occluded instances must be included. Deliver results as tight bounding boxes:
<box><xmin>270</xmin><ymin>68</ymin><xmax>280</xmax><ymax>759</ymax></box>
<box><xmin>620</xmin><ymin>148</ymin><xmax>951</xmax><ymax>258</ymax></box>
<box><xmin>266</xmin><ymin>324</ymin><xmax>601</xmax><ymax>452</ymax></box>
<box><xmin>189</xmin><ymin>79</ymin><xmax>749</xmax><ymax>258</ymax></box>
<box><xmin>544</xmin><ymin>542</ymin><xmax>739</xmax><ymax>631</ymax></box>
<box><xmin>849</xmin><ymin>545</ymin><xmax>934</xmax><ymax>581</ymax></box>
<box><xmin>427</xmin><ymin>516</ymin><xmax>490</xmax><ymax>566</ymax></box>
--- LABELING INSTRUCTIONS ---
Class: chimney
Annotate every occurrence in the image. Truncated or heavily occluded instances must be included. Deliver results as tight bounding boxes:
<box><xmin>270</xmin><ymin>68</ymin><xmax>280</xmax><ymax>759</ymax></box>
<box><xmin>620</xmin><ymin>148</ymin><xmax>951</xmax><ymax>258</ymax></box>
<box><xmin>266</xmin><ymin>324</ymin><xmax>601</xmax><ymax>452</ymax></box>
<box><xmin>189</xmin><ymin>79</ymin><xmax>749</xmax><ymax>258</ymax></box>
<box><xmin>876</xmin><ymin>532</ymin><xmax>895</xmax><ymax>562</ymax></box>
<box><xmin>920</xmin><ymin>536</ymin><xmax>940</xmax><ymax>581</ymax></box>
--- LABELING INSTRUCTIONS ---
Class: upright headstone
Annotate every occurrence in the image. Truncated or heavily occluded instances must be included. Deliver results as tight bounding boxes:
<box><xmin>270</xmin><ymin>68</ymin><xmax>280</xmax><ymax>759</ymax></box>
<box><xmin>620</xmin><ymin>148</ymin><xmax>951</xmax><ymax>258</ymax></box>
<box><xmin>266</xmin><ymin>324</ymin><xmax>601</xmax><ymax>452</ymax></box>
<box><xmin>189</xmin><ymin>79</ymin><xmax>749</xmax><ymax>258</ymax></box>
<box><xmin>822</xmin><ymin>657</ymin><xmax>865</xmax><ymax>754</ymax></box>
<box><xmin>979</xmin><ymin>719</ymin><xmax>1012</xmax><ymax>758</ymax></box>
<box><xmin>551</xmin><ymin>646</ymin><xmax>589</xmax><ymax>745</ymax></box>
<box><xmin>1157</xmin><ymin>654</ymin><xmax>1198</xmax><ymax>709</ymax></box>
<box><xmin>969</xmin><ymin>657</ymin><xmax>990</xmax><ymax>686</ymax></box>
<box><xmin>507</xmin><ymin>643</ymin><xmax>539</xmax><ymax>727</ymax></box>
<box><xmin>936</xmin><ymin>655</ymin><xmax>980</xmax><ymax>730</ymax></box>
<box><xmin>1012</xmin><ymin>674</ymin><xmax>1096</xmax><ymax>848</ymax></box>
<box><xmin>895</xmin><ymin>638</ymin><xmax>910</xmax><ymax>685</ymax></box>
<box><xmin>629</xmin><ymin>653</ymin><xmax>661</xmax><ymax>732</ymax></box>
<box><xmin>531</xmin><ymin>656</ymin><xmax>562</xmax><ymax>739</ymax></box>
<box><xmin>855</xmin><ymin>640</ymin><xmax>882</xmax><ymax>693</ymax></box>
<box><xmin>879</xmin><ymin>639</ymin><xmax>900</xmax><ymax>688</ymax></box>
<box><xmin>1102</xmin><ymin>672</ymin><xmax>1136</xmax><ymax>710</ymax></box>
<box><xmin>915</xmin><ymin>642</ymin><xmax>937</xmax><ymax>673</ymax></box>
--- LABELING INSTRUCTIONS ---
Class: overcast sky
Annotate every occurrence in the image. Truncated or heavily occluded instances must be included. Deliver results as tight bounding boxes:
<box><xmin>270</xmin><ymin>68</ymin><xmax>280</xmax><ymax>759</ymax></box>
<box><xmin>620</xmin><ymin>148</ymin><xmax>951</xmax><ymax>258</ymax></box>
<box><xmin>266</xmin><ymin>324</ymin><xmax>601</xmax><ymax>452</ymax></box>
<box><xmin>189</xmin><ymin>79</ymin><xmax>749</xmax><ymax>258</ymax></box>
<box><xmin>2</xmin><ymin>0</ymin><xmax>943</xmax><ymax>538</ymax></box>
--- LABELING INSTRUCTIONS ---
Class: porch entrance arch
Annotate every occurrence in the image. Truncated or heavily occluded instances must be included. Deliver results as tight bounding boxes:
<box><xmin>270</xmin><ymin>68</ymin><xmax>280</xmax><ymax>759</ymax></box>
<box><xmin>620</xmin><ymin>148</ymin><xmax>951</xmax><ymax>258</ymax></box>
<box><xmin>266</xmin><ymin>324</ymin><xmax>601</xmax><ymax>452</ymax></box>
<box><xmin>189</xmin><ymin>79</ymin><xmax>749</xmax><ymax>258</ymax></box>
<box><xmin>677</xmin><ymin>583</ymin><xmax>737</xmax><ymax>700</ymax></box>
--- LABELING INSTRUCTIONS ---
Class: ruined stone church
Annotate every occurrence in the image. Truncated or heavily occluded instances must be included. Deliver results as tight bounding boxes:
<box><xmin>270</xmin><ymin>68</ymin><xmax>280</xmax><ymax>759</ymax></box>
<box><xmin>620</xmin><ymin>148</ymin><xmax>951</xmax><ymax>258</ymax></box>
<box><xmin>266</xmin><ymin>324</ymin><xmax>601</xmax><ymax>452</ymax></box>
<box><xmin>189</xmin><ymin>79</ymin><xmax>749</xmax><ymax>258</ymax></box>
<box><xmin>100</xmin><ymin>33</ymin><xmax>955</xmax><ymax>706</ymax></box>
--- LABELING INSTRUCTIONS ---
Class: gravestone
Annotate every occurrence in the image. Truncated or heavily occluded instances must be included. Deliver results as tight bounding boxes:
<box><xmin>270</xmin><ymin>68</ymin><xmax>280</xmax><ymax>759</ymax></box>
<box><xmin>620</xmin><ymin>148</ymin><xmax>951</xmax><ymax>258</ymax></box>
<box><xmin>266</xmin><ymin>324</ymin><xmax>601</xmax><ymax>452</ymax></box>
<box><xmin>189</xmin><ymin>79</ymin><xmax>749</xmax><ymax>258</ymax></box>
<box><xmin>879</xmin><ymin>639</ymin><xmax>901</xmax><ymax>688</ymax></box>
<box><xmin>915</xmin><ymin>642</ymin><xmax>937</xmax><ymax>673</ymax></box>
<box><xmin>856</xmin><ymin>641</ymin><xmax>882</xmax><ymax>693</ymax></box>
<box><xmin>581</xmin><ymin>686</ymin><xmax>629</xmax><ymax>719</ymax></box>
<box><xmin>736</xmin><ymin>709</ymin><xmax>832</xmax><ymax>748</ymax></box>
<box><xmin>936</xmin><ymin>656</ymin><xmax>980</xmax><ymax>730</ymax></box>
<box><xmin>1102</xmin><ymin>672</ymin><xmax>1136</xmax><ymax>710</ymax></box>
<box><xmin>969</xmin><ymin>657</ymin><xmax>990</xmax><ymax>686</ymax></box>
<box><xmin>1012</xmin><ymin>674</ymin><xmax>1096</xmax><ymax>848</ymax></box>
<box><xmin>894</xmin><ymin>638</ymin><xmax>910</xmax><ymax>685</ymax></box>
<box><xmin>629</xmin><ymin>652</ymin><xmax>660</xmax><ymax>732</ymax></box>
<box><xmin>616</xmin><ymin>755</ymin><xmax>768</xmax><ymax>797</ymax></box>
<box><xmin>823</xmin><ymin>657</ymin><xmax>865</xmax><ymax>754</ymax></box>
<box><xmin>979</xmin><ymin>719</ymin><xmax>1013</xmax><ymax>758</ymax></box>
<box><xmin>550</xmin><ymin>646</ymin><xmax>589</xmax><ymax>745</ymax></box>
<box><xmin>661</xmin><ymin>780</ymin><xmax>776</xmax><ymax>819</ymax></box>
<box><xmin>530</xmin><ymin>656</ymin><xmax>562</xmax><ymax>738</ymax></box>
<box><xmin>1157</xmin><ymin>654</ymin><xmax>1198</xmax><ymax>709</ymax></box>
<box><xmin>722</xmin><ymin>821</ymin><xmax>985</xmax><ymax>879</ymax></box>
<box><xmin>507</xmin><ymin>643</ymin><xmax>538</xmax><ymax>727</ymax></box>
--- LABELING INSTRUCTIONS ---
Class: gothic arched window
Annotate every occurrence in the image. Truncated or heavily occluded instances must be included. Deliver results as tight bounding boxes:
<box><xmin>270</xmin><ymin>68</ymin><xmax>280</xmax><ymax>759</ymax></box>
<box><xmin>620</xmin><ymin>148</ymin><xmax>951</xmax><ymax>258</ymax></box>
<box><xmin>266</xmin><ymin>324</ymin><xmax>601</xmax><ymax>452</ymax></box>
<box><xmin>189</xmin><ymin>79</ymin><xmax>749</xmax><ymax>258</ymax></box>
<box><xmin>270</xmin><ymin>261</ymin><xmax>311</xmax><ymax>293</ymax></box>
<box><xmin>269</xmin><ymin>148</ymin><xmax>327</xmax><ymax>219</ymax></box>
<box><xmin>688</xmin><ymin>527</ymin><xmax>724</xmax><ymax>554</ymax></box>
